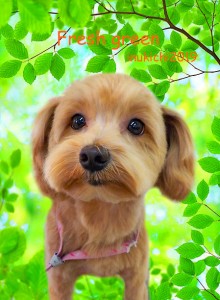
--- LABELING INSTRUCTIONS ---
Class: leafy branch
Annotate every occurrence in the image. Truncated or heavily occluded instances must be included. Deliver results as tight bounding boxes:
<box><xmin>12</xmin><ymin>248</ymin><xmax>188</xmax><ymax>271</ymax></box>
<box><xmin>24</xmin><ymin>27</ymin><xmax>71</xmax><ymax>62</ymax></box>
<box><xmin>1</xmin><ymin>0</ymin><xmax>220</xmax><ymax>90</ymax></box>
<box><xmin>92</xmin><ymin>0</ymin><xmax>220</xmax><ymax>65</ymax></box>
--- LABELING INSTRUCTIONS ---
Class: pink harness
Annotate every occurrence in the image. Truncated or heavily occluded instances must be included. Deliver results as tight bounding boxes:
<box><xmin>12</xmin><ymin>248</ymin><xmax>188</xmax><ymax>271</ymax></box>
<box><xmin>46</xmin><ymin>218</ymin><xmax>139</xmax><ymax>272</ymax></box>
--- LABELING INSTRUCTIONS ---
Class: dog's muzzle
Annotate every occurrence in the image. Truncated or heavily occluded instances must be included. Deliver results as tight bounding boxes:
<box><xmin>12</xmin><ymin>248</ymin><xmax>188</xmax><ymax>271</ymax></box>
<box><xmin>79</xmin><ymin>145</ymin><xmax>110</xmax><ymax>172</ymax></box>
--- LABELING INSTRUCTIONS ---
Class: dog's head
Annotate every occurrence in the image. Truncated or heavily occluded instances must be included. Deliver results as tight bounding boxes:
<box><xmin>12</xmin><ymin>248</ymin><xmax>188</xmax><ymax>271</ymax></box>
<box><xmin>32</xmin><ymin>74</ymin><xmax>194</xmax><ymax>203</ymax></box>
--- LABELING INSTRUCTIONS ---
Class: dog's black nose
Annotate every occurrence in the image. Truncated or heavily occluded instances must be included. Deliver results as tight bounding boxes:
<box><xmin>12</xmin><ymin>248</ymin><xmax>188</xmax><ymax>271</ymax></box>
<box><xmin>79</xmin><ymin>145</ymin><xmax>110</xmax><ymax>172</ymax></box>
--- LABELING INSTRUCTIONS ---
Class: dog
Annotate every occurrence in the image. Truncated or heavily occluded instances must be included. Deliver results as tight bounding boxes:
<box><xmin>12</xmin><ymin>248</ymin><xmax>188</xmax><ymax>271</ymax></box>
<box><xmin>32</xmin><ymin>74</ymin><xmax>194</xmax><ymax>300</ymax></box>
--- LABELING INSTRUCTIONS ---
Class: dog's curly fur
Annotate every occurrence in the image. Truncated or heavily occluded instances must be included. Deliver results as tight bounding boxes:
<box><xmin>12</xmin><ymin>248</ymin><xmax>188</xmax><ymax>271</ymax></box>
<box><xmin>32</xmin><ymin>74</ymin><xmax>194</xmax><ymax>300</ymax></box>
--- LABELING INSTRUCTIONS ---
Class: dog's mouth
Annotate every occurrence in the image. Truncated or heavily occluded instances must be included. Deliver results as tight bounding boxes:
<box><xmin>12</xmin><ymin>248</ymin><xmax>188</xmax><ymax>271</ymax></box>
<box><xmin>85</xmin><ymin>171</ymin><xmax>115</xmax><ymax>186</ymax></box>
<box><xmin>87</xmin><ymin>178</ymin><xmax>105</xmax><ymax>186</ymax></box>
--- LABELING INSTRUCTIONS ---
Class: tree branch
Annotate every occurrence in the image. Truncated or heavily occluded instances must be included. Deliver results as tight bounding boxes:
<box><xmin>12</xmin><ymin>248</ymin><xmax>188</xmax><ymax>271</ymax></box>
<box><xmin>170</xmin><ymin>69</ymin><xmax>220</xmax><ymax>83</ymax></box>
<box><xmin>91</xmin><ymin>9</ymin><xmax>165</xmax><ymax>21</ymax></box>
<box><xmin>195</xmin><ymin>0</ymin><xmax>211</xmax><ymax>30</ymax></box>
<box><xmin>112</xmin><ymin>38</ymin><xmax>142</xmax><ymax>57</ymax></box>
<box><xmin>106</xmin><ymin>1</ymin><xmax>116</xmax><ymax>11</ymax></box>
<box><xmin>203</xmin><ymin>203</ymin><xmax>220</xmax><ymax>218</ymax></box>
<box><xmin>93</xmin><ymin>0</ymin><xmax>111</xmax><ymax>12</ymax></box>
<box><xmin>129</xmin><ymin>0</ymin><xmax>135</xmax><ymax>12</ymax></box>
<box><xmin>211</xmin><ymin>0</ymin><xmax>217</xmax><ymax>51</ymax></box>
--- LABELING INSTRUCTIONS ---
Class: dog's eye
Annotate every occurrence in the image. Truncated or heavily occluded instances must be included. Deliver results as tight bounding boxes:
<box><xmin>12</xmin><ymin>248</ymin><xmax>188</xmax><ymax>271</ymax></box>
<box><xmin>127</xmin><ymin>119</ymin><xmax>145</xmax><ymax>135</ymax></box>
<box><xmin>71</xmin><ymin>114</ymin><xmax>86</xmax><ymax>130</ymax></box>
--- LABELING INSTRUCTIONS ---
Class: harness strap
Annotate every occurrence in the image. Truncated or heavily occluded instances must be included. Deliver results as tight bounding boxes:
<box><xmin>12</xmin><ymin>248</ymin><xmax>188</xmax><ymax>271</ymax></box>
<box><xmin>46</xmin><ymin>218</ymin><xmax>139</xmax><ymax>272</ymax></box>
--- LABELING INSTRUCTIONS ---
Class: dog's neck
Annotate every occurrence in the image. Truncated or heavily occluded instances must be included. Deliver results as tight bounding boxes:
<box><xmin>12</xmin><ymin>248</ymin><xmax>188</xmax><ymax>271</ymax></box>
<box><xmin>53</xmin><ymin>193</ymin><xmax>145</xmax><ymax>252</ymax></box>
<box><xmin>77</xmin><ymin>197</ymin><xmax>144</xmax><ymax>242</ymax></box>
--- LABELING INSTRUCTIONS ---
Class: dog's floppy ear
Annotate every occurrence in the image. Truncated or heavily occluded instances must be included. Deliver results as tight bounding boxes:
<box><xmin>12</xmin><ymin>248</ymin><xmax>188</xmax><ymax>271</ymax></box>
<box><xmin>32</xmin><ymin>98</ymin><xmax>60</xmax><ymax>196</ymax></box>
<box><xmin>155</xmin><ymin>107</ymin><xmax>194</xmax><ymax>200</ymax></box>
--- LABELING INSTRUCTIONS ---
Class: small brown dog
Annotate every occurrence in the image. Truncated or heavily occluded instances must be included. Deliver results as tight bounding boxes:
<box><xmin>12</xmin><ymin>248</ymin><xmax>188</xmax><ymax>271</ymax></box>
<box><xmin>32</xmin><ymin>74</ymin><xmax>194</xmax><ymax>300</ymax></box>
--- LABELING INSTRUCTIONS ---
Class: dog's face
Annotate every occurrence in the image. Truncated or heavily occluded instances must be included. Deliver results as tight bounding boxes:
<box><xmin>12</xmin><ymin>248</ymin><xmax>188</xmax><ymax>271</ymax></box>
<box><xmin>32</xmin><ymin>74</ymin><xmax>194</xmax><ymax>203</ymax></box>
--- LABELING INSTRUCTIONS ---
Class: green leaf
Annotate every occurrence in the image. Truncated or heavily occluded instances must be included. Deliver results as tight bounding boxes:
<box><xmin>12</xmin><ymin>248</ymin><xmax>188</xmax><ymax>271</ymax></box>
<box><xmin>1</xmin><ymin>24</ymin><xmax>14</xmax><ymax>39</ymax></box>
<box><xmin>197</xmin><ymin>180</ymin><xmax>209</xmax><ymax>200</ymax></box>
<box><xmin>148</xmin><ymin>64</ymin><xmax>167</xmax><ymax>79</ymax></box>
<box><xmin>56</xmin><ymin>18</ymin><xmax>64</xmax><ymax>30</ymax></box>
<box><xmin>156</xmin><ymin>282</ymin><xmax>171</xmax><ymax>300</ymax></box>
<box><xmin>182</xmin><ymin>192</ymin><xmax>197</xmax><ymax>204</ymax></box>
<box><xmin>206</xmin><ymin>267</ymin><xmax>219</xmax><ymax>290</ymax></box>
<box><xmin>167</xmin><ymin>264</ymin><xmax>175</xmax><ymax>277</ymax></box>
<box><xmin>4</xmin><ymin>39</ymin><xmax>28</xmax><ymax>59</ymax></box>
<box><xmin>102</xmin><ymin>59</ymin><xmax>116</xmax><ymax>73</ymax></box>
<box><xmin>88</xmin><ymin>43</ymin><xmax>112</xmax><ymax>55</ymax></box>
<box><xmin>141</xmin><ymin>21</ymin><xmax>151</xmax><ymax>31</ymax></box>
<box><xmin>130</xmin><ymin>68</ymin><xmax>151</xmax><ymax>83</ymax></box>
<box><xmin>182</xmin><ymin>0</ymin><xmax>194</xmax><ymax>7</ymax></box>
<box><xmin>181</xmin><ymin>40</ymin><xmax>198</xmax><ymax>51</ymax></box>
<box><xmin>198</xmin><ymin>157</ymin><xmax>220</xmax><ymax>173</ymax></box>
<box><xmin>188</xmin><ymin>214</ymin><xmax>214</xmax><ymax>229</ymax></box>
<box><xmin>58</xmin><ymin>0</ymin><xmax>91</xmax><ymax>28</ymax></box>
<box><xmin>189</xmin><ymin>26</ymin><xmax>200</xmax><ymax>36</ymax></box>
<box><xmin>191</xmin><ymin>230</ymin><xmax>204</xmax><ymax>245</ymax></box>
<box><xmin>211</xmin><ymin>117</ymin><xmax>220</xmax><ymax>141</ymax></box>
<box><xmin>148</xmin><ymin>23</ymin><xmax>164</xmax><ymax>47</ymax></box>
<box><xmin>57</xmin><ymin>48</ymin><xmax>75</xmax><ymax>59</ymax></box>
<box><xmin>86</xmin><ymin>55</ymin><xmax>110</xmax><ymax>73</ymax></box>
<box><xmin>209</xmin><ymin>172</ymin><xmax>220</xmax><ymax>185</ymax></box>
<box><xmin>171</xmin><ymin>273</ymin><xmax>193</xmax><ymax>286</ymax></box>
<box><xmin>50</xmin><ymin>54</ymin><xmax>65</xmax><ymax>80</ymax></box>
<box><xmin>10</xmin><ymin>149</ymin><xmax>21</xmax><ymax>168</ymax></box>
<box><xmin>151</xmin><ymin>268</ymin><xmax>161</xmax><ymax>275</ymax></box>
<box><xmin>0</xmin><ymin>60</ymin><xmax>22</xmax><ymax>78</ymax></box>
<box><xmin>0</xmin><ymin>161</ymin><xmax>9</xmax><ymax>174</ymax></box>
<box><xmin>170</xmin><ymin>31</ymin><xmax>182</xmax><ymax>48</ymax></box>
<box><xmin>32</xmin><ymin>31</ymin><xmax>51</xmax><ymax>42</ymax></box>
<box><xmin>117</xmin><ymin>23</ymin><xmax>136</xmax><ymax>40</ymax></box>
<box><xmin>2</xmin><ymin>228</ymin><xmax>26</xmax><ymax>263</ymax></box>
<box><xmin>180</xmin><ymin>257</ymin><xmax>195</xmax><ymax>275</ymax></box>
<box><xmin>2</xmin><ymin>188</ymin><xmax>8</xmax><ymax>200</ymax></box>
<box><xmin>26</xmin><ymin>251</ymin><xmax>48</xmax><ymax>298</ymax></box>
<box><xmin>23</xmin><ymin>63</ymin><xmax>36</xmax><ymax>84</ymax></box>
<box><xmin>0</xmin><ymin>0</ymin><xmax>12</xmax><ymax>28</ymax></box>
<box><xmin>176</xmin><ymin>286</ymin><xmax>200</xmax><ymax>299</ymax></box>
<box><xmin>183</xmin><ymin>203</ymin><xmax>201</xmax><ymax>217</ymax></box>
<box><xmin>168</xmin><ymin>7</ymin><xmax>180</xmax><ymax>25</ymax></box>
<box><xmin>203</xmin><ymin>2</ymin><xmax>214</xmax><ymax>12</ymax></box>
<box><xmin>194</xmin><ymin>260</ymin><xmax>206</xmax><ymax>276</ymax></box>
<box><xmin>176</xmin><ymin>242</ymin><xmax>205</xmax><ymax>259</ymax></box>
<box><xmin>34</xmin><ymin>53</ymin><xmax>53</xmax><ymax>75</ymax></box>
<box><xmin>5</xmin><ymin>202</ymin><xmax>15</xmax><ymax>213</ymax></box>
<box><xmin>14</xmin><ymin>282</ymin><xmax>33</xmax><ymax>300</ymax></box>
<box><xmin>14</xmin><ymin>21</ymin><xmax>28</xmax><ymax>40</ymax></box>
<box><xmin>75</xmin><ymin>281</ymin><xmax>86</xmax><ymax>290</ymax></box>
<box><xmin>207</xmin><ymin>141</ymin><xmax>220</xmax><ymax>154</ymax></box>
<box><xmin>205</xmin><ymin>256</ymin><xmax>220</xmax><ymax>267</ymax></box>
<box><xmin>6</xmin><ymin>193</ymin><xmax>18</xmax><ymax>202</ymax></box>
<box><xmin>178</xmin><ymin>2</ymin><xmax>193</xmax><ymax>12</ymax></box>
<box><xmin>18</xmin><ymin>0</ymin><xmax>51</xmax><ymax>34</ymax></box>
<box><xmin>0</xmin><ymin>228</ymin><xmax>19</xmax><ymax>254</ymax></box>
<box><xmin>124</xmin><ymin>45</ymin><xmax>138</xmax><ymax>62</ymax></box>
<box><xmin>155</xmin><ymin>81</ymin><xmax>170</xmax><ymax>96</ymax></box>
<box><xmin>140</xmin><ymin>45</ymin><xmax>160</xmax><ymax>56</ymax></box>
<box><xmin>214</xmin><ymin>234</ymin><xmax>220</xmax><ymax>255</ymax></box>
<box><xmin>4</xmin><ymin>178</ymin><xmax>13</xmax><ymax>189</ymax></box>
